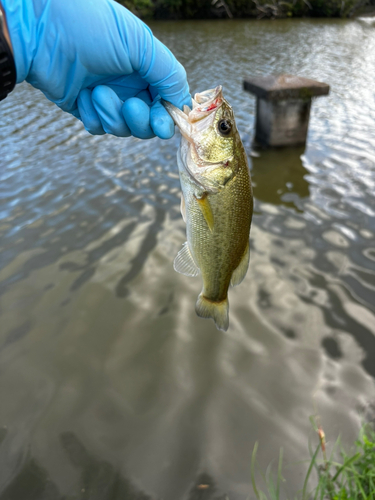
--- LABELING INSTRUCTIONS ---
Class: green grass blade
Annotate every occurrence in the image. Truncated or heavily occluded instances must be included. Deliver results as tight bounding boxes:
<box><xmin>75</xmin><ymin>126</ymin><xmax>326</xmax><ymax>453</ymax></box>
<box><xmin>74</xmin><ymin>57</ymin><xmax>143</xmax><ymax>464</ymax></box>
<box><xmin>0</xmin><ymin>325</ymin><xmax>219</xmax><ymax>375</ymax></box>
<box><xmin>309</xmin><ymin>416</ymin><xmax>319</xmax><ymax>433</ymax></box>
<box><xmin>251</xmin><ymin>442</ymin><xmax>260</xmax><ymax>500</ymax></box>
<box><xmin>355</xmin><ymin>473</ymin><xmax>367</xmax><ymax>498</ymax></box>
<box><xmin>276</xmin><ymin>447</ymin><xmax>284</xmax><ymax>499</ymax></box>
<box><xmin>265</xmin><ymin>462</ymin><xmax>278</xmax><ymax>500</ymax></box>
<box><xmin>302</xmin><ymin>444</ymin><xmax>321</xmax><ymax>500</ymax></box>
<box><xmin>331</xmin><ymin>452</ymin><xmax>361</xmax><ymax>482</ymax></box>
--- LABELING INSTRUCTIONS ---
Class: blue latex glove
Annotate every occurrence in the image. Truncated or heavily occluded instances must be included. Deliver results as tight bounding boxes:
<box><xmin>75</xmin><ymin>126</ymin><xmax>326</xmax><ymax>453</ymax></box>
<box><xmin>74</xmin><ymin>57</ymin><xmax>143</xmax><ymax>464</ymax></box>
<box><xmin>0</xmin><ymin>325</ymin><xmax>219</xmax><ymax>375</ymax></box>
<box><xmin>1</xmin><ymin>0</ymin><xmax>191</xmax><ymax>139</ymax></box>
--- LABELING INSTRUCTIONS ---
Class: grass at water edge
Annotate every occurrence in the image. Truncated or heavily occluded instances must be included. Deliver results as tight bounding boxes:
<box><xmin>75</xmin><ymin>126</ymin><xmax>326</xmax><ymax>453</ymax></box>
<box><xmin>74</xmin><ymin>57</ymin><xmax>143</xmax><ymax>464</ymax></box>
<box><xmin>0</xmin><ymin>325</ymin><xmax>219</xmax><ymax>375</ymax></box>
<box><xmin>250</xmin><ymin>420</ymin><xmax>375</xmax><ymax>500</ymax></box>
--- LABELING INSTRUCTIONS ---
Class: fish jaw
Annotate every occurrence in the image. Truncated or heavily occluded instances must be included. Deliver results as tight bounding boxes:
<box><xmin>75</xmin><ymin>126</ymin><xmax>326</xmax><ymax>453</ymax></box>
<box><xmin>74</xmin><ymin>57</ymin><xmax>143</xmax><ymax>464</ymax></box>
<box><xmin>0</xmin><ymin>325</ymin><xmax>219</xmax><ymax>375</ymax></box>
<box><xmin>161</xmin><ymin>99</ymin><xmax>218</xmax><ymax>142</ymax></box>
<box><xmin>161</xmin><ymin>99</ymin><xmax>193</xmax><ymax>142</ymax></box>
<box><xmin>189</xmin><ymin>86</ymin><xmax>223</xmax><ymax>123</ymax></box>
<box><xmin>162</xmin><ymin>86</ymin><xmax>224</xmax><ymax>140</ymax></box>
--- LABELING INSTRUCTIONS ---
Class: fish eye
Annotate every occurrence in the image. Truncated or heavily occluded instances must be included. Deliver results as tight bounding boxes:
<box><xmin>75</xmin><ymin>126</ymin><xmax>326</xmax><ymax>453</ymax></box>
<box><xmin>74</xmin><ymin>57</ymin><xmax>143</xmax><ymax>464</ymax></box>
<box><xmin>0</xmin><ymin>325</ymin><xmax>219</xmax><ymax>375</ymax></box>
<box><xmin>218</xmin><ymin>119</ymin><xmax>232</xmax><ymax>136</ymax></box>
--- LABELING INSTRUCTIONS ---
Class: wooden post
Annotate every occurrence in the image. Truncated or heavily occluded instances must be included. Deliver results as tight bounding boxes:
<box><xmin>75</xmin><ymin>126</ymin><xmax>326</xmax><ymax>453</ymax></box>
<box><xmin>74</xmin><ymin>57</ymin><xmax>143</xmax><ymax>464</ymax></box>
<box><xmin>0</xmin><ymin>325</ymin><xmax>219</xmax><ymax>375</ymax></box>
<box><xmin>243</xmin><ymin>75</ymin><xmax>330</xmax><ymax>148</ymax></box>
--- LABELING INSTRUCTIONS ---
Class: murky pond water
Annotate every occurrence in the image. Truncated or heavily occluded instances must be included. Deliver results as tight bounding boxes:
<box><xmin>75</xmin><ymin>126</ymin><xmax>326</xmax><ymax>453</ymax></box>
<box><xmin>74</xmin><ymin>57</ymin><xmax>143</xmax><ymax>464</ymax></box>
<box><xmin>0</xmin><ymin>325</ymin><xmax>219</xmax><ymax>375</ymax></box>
<box><xmin>1</xmin><ymin>17</ymin><xmax>375</xmax><ymax>500</ymax></box>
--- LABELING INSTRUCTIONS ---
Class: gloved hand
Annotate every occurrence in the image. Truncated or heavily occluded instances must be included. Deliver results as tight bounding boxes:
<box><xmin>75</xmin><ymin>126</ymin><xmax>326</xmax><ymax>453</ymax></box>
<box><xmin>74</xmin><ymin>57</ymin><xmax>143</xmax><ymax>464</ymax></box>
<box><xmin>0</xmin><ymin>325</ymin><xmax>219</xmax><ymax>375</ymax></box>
<box><xmin>1</xmin><ymin>0</ymin><xmax>191</xmax><ymax>139</ymax></box>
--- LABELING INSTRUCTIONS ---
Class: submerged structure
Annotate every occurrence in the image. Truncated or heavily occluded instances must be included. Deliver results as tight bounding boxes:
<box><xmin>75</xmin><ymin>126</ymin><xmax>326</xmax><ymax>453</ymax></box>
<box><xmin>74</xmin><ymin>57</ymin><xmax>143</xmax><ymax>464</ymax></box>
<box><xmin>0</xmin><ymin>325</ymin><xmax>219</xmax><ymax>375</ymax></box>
<box><xmin>244</xmin><ymin>74</ymin><xmax>330</xmax><ymax>148</ymax></box>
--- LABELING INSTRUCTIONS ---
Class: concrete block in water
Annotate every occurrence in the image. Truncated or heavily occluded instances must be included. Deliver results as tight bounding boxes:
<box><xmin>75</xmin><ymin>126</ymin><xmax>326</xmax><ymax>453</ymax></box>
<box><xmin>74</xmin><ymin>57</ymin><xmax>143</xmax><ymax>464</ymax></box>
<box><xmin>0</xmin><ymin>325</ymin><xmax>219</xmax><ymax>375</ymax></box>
<box><xmin>243</xmin><ymin>74</ymin><xmax>330</xmax><ymax>147</ymax></box>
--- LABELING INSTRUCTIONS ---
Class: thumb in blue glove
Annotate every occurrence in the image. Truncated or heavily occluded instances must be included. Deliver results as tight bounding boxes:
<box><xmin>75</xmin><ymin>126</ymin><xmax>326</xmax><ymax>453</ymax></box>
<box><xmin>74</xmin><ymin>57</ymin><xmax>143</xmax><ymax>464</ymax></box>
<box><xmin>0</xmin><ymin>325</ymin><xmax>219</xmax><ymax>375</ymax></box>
<box><xmin>2</xmin><ymin>0</ymin><xmax>191</xmax><ymax>139</ymax></box>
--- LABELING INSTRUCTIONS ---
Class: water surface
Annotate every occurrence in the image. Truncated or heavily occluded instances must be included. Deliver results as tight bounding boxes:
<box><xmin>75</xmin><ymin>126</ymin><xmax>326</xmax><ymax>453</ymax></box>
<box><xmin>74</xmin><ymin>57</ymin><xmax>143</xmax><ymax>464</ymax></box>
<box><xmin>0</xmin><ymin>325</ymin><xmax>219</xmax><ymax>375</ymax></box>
<box><xmin>1</xmin><ymin>18</ymin><xmax>375</xmax><ymax>500</ymax></box>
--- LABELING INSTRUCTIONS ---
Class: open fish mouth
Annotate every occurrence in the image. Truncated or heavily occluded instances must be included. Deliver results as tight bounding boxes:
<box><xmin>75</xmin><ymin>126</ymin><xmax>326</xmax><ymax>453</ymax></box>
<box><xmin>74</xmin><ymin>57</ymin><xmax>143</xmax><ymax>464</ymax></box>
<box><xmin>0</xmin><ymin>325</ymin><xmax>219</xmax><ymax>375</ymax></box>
<box><xmin>189</xmin><ymin>86</ymin><xmax>223</xmax><ymax>122</ymax></box>
<box><xmin>161</xmin><ymin>85</ymin><xmax>224</xmax><ymax>139</ymax></box>
<box><xmin>195</xmin><ymin>87</ymin><xmax>221</xmax><ymax>104</ymax></box>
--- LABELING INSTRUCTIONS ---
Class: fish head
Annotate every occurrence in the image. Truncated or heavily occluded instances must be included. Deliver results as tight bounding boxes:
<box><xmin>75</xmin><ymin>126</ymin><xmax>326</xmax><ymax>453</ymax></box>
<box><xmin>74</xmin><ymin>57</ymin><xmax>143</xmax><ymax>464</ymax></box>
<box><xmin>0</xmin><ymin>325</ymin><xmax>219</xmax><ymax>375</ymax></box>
<box><xmin>163</xmin><ymin>86</ymin><xmax>238</xmax><ymax>191</ymax></box>
<box><xmin>189</xmin><ymin>86</ymin><xmax>236</xmax><ymax>165</ymax></box>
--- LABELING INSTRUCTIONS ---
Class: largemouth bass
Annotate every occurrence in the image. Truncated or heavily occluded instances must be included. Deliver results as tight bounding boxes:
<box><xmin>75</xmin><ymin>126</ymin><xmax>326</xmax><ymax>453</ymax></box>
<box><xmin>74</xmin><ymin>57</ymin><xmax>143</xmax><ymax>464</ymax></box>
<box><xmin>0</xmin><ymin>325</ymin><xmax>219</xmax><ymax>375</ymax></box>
<box><xmin>164</xmin><ymin>86</ymin><xmax>253</xmax><ymax>331</ymax></box>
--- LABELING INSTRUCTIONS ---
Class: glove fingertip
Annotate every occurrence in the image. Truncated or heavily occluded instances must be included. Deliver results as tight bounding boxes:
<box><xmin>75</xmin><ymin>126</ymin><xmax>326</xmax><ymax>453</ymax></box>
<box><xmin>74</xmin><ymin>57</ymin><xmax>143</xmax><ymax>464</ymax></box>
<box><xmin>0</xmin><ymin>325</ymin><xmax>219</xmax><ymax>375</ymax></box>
<box><xmin>77</xmin><ymin>89</ymin><xmax>106</xmax><ymax>135</ymax></box>
<box><xmin>92</xmin><ymin>85</ymin><xmax>131</xmax><ymax>137</ymax></box>
<box><xmin>122</xmin><ymin>98</ymin><xmax>155</xmax><ymax>140</ymax></box>
<box><xmin>150</xmin><ymin>102</ymin><xmax>175</xmax><ymax>140</ymax></box>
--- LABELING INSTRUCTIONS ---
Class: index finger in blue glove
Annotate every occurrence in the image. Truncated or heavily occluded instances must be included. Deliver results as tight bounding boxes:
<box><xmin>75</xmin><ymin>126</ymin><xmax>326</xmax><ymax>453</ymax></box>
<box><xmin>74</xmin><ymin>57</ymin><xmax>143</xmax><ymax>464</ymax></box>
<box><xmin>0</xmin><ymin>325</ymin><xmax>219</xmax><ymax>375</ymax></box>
<box><xmin>77</xmin><ymin>89</ymin><xmax>106</xmax><ymax>136</ymax></box>
<box><xmin>92</xmin><ymin>85</ymin><xmax>131</xmax><ymax>137</ymax></box>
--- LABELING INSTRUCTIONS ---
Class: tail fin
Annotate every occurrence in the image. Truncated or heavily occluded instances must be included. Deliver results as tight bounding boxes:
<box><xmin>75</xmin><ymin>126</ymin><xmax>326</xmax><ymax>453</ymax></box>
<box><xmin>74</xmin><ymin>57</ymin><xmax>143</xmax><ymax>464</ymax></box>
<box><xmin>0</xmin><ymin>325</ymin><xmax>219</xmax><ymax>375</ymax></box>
<box><xmin>195</xmin><ymin>293</ymin><xmax>229</xmax><ymax>332</ymax></box>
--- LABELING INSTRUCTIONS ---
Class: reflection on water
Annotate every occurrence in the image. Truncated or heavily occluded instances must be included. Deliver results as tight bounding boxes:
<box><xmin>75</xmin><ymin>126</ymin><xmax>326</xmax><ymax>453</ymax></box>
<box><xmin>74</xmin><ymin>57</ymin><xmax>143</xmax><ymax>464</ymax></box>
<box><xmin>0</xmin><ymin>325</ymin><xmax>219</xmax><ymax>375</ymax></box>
<box><xmin>0</xmin><ymin>432</ymin><xmax>154</xmax><ymax>500</ymax></box>
<box><xmin>251</xmin><ymin>147</ymin><xmax>309</xmax><ymax>211</ymax></box>
<box><xmin>1</xmin><ymin>17</ymin><xmax>375</xmax><ymax>500</ymax></box>
<box><xmin>0</xmin><ymin>431</ymin><xmax>223</xmax><ymax>500</ymax></box>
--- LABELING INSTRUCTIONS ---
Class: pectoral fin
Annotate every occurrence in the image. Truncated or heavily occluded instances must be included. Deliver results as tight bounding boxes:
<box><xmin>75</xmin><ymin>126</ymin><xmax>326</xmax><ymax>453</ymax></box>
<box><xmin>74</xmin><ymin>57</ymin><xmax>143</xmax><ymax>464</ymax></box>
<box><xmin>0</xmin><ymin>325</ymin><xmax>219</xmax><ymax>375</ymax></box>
<box><xmin>180</xmin><ymin>194</ymin><xmax>186</xmax><ymax>223</ymax></box>
<box><xmin>194</xmin><ymin>194</ymin><xmax>214</xmax><ymax>232</ymax></box>
<box><xmin>231</xmin><ymin>241</ymin><xmax>250</xmax><ymax>286</ymax></box>
<box><xmin>174</xmin><ymin>242</ymin><xmax>200</xmax><ymax>277</ymax></box>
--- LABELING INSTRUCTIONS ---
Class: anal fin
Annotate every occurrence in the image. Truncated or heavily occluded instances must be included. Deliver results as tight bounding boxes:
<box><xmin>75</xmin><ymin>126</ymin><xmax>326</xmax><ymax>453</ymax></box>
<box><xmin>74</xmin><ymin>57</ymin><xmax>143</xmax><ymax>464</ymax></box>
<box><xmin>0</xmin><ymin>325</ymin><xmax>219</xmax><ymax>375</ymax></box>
<box><xmin>231</xmin><ymin>241</ymin><xmax>250</xmax><ymax>286</ymax></box>
<box><xmin>174</xmin><ymin>242</ymin><xmax>200</xmax><ymax>277</ymax></box>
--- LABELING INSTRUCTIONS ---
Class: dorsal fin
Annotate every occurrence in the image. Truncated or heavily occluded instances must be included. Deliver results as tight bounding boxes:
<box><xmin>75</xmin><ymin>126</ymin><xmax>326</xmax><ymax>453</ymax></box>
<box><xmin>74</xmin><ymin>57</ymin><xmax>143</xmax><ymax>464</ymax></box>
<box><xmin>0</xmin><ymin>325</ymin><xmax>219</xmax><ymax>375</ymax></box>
<box><xmin>174</xmin><ymin>242</ymin><xmax>200</xmax><ymax>277</ymax></box>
